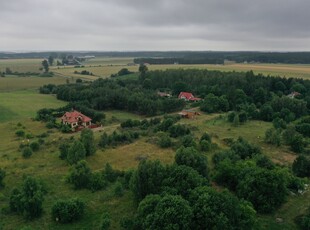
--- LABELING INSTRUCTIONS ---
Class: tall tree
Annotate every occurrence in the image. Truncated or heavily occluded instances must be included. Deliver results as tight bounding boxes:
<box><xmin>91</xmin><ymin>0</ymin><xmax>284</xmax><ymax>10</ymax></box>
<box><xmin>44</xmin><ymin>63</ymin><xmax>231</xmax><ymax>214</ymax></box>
<box><xmin>48</xmin><ymin>56</ymin><xmax>54</xmax><ymax>66</ymax></box>
<box><xmin>80</xmin><ymin>129</ymin><xmax>96</xmax><ymax>156</ymax></box>
<box><xmin>67</xmin><ymin>140</ymin><xmax>86</xmax><ymax>165</ymax></box>
<box><xmin>41</xmin><ymin>60</ymin><xmax>49</xmax><ymax>73</ymax></box>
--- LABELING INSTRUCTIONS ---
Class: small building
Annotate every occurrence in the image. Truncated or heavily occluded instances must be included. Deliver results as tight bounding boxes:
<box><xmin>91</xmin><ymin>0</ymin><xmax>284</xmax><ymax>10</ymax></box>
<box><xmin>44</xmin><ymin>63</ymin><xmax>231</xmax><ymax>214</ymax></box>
<box><xmin>61</xmin><ymin>110</ymin><xmax>92</xmax><ymax>130</ymax></box>
<box><xmin>157</xmin><ymin>92</ymin><xmax>171</xmax><ymax>97</ymax></box>
<box><xmin>178</xmin><ymin>92</ymin><xmax>201</xmax><ymax>102</ymax></box>
<box><xmin>178</xmin><ymin>110</ymin><xmax>201</xmax><ymax>119</ymax></box>
<box><xmin>287</xmin><ymin>91</ymin><xmax>301</xmax><ymax>98</ymax></box>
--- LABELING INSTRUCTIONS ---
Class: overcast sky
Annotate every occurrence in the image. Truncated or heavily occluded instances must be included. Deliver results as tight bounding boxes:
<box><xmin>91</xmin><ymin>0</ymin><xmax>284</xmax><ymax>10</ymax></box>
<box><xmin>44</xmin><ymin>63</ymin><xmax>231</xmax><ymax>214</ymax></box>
<box><xmin>1</xmin><ymin>0</ymin><xmax>310</xmax><ymax>51</ymax></box>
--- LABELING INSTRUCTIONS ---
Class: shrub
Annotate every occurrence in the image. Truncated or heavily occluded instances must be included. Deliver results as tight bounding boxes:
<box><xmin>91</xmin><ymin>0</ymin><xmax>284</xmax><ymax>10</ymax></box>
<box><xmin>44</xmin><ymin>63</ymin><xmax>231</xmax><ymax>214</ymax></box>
<box><xmin>22</xmin><ymin>147</ymin><xmax>33</xmax><ymax>158</ymax></box>
<box><xmin>114</xmin><ymin>181</ymin><xmax>124</xmax><ymax>197</ymax></box>
<box><xmin>67</xmin><ymin>160</ymin><xmax>92</xmax><ymax>189</ymax></box>
<box><xmin>15</xmin><ymin>130</ymin><xmax>25</xmax><ymax>137</ymax></box>
<box><xmin>158</xmin><ymin>133</ymin><xmax>172</xmax><ymax>148</ymax></box>
<box><xmin>101</xmin><ymin>211</ymin><xmax>111</xmax><ymax>230</ymax></box>
<box><xmin>51</xmin><ymin>198</ymin><xmax>85</xmax><ymax>223</ymax></box>
<box><xmin>89</xmin><ymin>172</ymin><xmax>108</xmax><ymax>192</ymax></box>
<box><xmin>30</xmin><ymin>142</ymin><xmax>40</xmax><ymax>152</ymax></box>
<box><xmin>9</xmin><ymin>177</ymin><xmax>46</xmax><ymax>219</ymax></box>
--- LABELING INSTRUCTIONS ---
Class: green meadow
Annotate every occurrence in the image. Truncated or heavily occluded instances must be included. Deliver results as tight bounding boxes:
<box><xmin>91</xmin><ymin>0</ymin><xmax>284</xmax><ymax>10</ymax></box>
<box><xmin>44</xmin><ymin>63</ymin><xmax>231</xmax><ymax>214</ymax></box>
<box><xmin>0</xmin><ymin>57</ymin><xmax>309</xmax><ymax>229</ymax></box>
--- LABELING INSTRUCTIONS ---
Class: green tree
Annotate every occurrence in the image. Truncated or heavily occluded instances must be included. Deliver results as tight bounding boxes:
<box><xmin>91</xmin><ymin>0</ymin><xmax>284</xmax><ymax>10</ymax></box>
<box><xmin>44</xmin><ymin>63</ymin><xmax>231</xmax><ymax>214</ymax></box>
<box><xmin>236</xmin><ymin>168</ymin><xmax>287</xmax><ymax>213</ymax></box>
<box><xmin>22</xmin><ymin>147</ymin><xmax>33</xmax><ymax>158</ymax></box>
<box><xmin>67</xmin><ymin>160</ymin><xmax>92</xmax><ymax>189</ymax></box>
<box><xmin>292</xmin><ymin>155</ymin><xmax>310</xmax><ymax>178</ymax></box>
<box><xmin>59</xmin><ymin>143</ymin><xmax>70</xmax><ymax>160</ymax></box>
<box><xmin>138</xmin><ymin>64</ymin><xmax>148</xmax><ymax>82</ymax></box>
<box><xmin>41</xmin><ymin>60</ymin><xmax>49</xmax><ymax>73</ymax></box>
<box><xmin>48</xmin><ymin>56</ymin><xmax>54</xmax><ymax>66</ymax></box>
<box><xmin>137</xmin><ymin>195</ymin><xmax>192</xmax><ymax>230</ymax></box>
<box><xmin>189</xmin><ymin>186</ymin><xmax>256</xmax><ymax>230</ymax></box>
<box><xmin>9</xmin><ymin>177</ymin><xmax>46</xmax><ymax>219</ymax></box>
<box><xmin>80</xmin><ymin>129</ymin><xmax>96</xmax><ymax>156</ymax></box>
<box><xmin>101</xmin><ymin>211</ymin><xmax>111</xmax><ymax>230</ymax></box>
<box><xmin>130</xmin><ymin>160</ymin><xmax>166</xmax><ymax>202</ymax></box>
<box><xmin>264</xmin><ymin>128</ymin><xmax>281</xmax><ymax>146</ymax></box>
<box><xmin>175</xmin><ymin>146</ymin><xmax>208</xmax><ymax>177</ymax></box>
<box><xmin>51</xmin><ymin>198</ymin><xmax>85</xmax><ymax>223</ymax></box>
<box><xmin>67</xmin><ymin>141</ymin><xmax>86</xmax><ymax>165</ymax></box>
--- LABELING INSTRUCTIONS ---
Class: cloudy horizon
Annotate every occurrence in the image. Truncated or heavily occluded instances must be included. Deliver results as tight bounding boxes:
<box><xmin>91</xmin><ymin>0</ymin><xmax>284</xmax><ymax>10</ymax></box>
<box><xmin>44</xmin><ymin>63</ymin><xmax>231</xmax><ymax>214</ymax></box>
<box><xmin>1</xmin><ymin>0</ymin><xmax>310</xmax><ymax>52</ymax></box>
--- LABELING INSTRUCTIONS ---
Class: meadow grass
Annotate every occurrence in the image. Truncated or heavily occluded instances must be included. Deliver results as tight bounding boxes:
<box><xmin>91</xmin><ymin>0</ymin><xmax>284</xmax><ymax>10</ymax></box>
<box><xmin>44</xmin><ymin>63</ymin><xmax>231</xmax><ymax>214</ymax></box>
<box><xmin>0</xmin><ymin>76</ymin><xmax>69</xmax><ymax>92</ymax></box>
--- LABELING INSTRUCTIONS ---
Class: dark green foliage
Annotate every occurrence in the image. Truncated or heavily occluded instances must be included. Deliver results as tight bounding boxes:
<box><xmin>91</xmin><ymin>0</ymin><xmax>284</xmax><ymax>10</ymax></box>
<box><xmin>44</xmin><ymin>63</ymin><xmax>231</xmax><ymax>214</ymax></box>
<box><xmin>292</xmin><ymin>155</ymin><xmax>310</xmax><ymax>177</ymax></box>
<box><xmin>15</xmin><ymin>130</ymin><xmax>25</xmax><ymax>137</ymax></box>
<box><xmin>80</xmin><ymin>129</ymin><xmax>96</xmax><ymax>156</ymax></box>
<box><xmin>230</xmin><ymin>137</ymin><xmax>261</xmax><ymax>159</ymax></box>
<box><xmin>0</xmin><ymin>169</ymin><xmax>5</xmax><ymax>188</ymax></box>
<box><xmin>228</xmin><ymin>112</ymin><xmax>236</xmax><ymax>123</ymax></box>
<box><xmin>296</xmin><ymin>123</ymin><xmax>310</xmax><ymax>137</ymax></box>
<box><xmin>137</xmin><ymin>194</ymin><xmax>192</xmax><ymax>230</ymax></box>
<box><xmin>162</xmin><ymin>165</ymin><xmax>205</xmax><ymax>199</ymax></box>
<box><xmin>254</xmin><ymin>155</ymin><xmax>275</xmax><ymax>170</ymax></box>
<box><xmin>51</xmin><ymin>198</ymin><xmax>85</xmax><ymax>223</ymax></box>
<box><xmin>41</xmin><ymin>59</ymin><xmax>49</xmax><ymax>73</ymax></box>
<box><xmin>264</xmin><ymin>128</ymin><xmax>281</xmax><ymax>146</ymax></box>
<box><xmin>236</xmin><ymin>168</ymin><xmax>287</xmax><ymax>213</ymax></box>
<box><xmin>189</xmin><ymin>186</ymin><xmax>256</xmax><ymax>230</ymax></box>
<box><xmin>114</xmin><ymin>181</ymin><xmax>124</xmax><ymax>197</ymax></box>
<box><xmin>238</xmin><ymin>111</ymin><xmax>248</xmax><ymax>123</ymax></box>
<box><xmin>200</xmin><ymin>132</ymin><xmax>211</xmax><ymax>143</ymax></box>
<box><xmin>103</xmin><ymin>163</ymin><xmax>123</xmax><ymax>183</ymax></box>
<box><xmin>212</xmin><ymin>150</ymin><xmax>241</xmax><ymax>167</ymax></box>
<box><xmin>9</xmin><ymin>177</ymin><xmax>46</xmax><ymax>219</ymax></box>
<box><xmin>175</xmin><ymin>147</ymin><xmax>208</xmax><ymax>177</ymax></box>
<box><xmin>67</xmin><ymin>160</ymin><xmax>92</xmax><ymax>189</ymax></box>
<box><xmin>67</xmin><ymin>141</ymin><xmax>86</xmax><ymax>165</ymax></box>
<box><xmin>168</xmin><ymin>124</ymin><xmax>190</xmax><ymax>138</ymax></box>
<box><xmin>295</xmin><ymin>207</ymin><xmax>310</xmax><ymax>230</ymax></box>
<box><xmin>157</xmin><ymin>132</ymin><xmax>172</xmax><ymax>148</ymax></box>
<box><xmin>89</xmin><ymin>172</ymin><xmax>108</xmax><ymax>192</ymax></box>
<box><xmin>22</xmin><ymin>147</ymin><xmax>33</xmax><ymax>158</ymax></box>
<box><xmin>180</xmin><ymin>135</ymin><xmax>196</xmax><ymax>148</ymax></box>
<box><xmin>259</xmin><ymin>104</ymin><xmax>274</xmax><ymax>121</ymax></box>
<box><xmin>99</xmin><ymin>131</ymin><xmax>139</xmax><ymax>148</ymax></box>
<box><xmin>101</xmin><ymin>211</ymin><xmax>111</xmax><ymax>230</ymax></box>
<box><xmin>199</xmin><ymin>140</ymin><xmax>211</xmax><ymax>151</ymax></box>
<box><xmin>29</xmin><ymin>141</ymin><xmax>40</xmax><ymax>152</ymax></box>
<box><xmin>59</xmin><ymin>143</ymin><xmax>70</xmax><ymax>160</ymax></box>
<box><xmin>118</xmin><ymin>68</ymin><xmax>132</xmax><ymax>76</ymax></box>
<box><xmin>290</xmin><ymin>133</ymin><xmax>306</xmax><ymax>153</ymax></box>
<box><xmin>200</xmin><ymin>93</ymin><xmax>229</xmax><ymax>113</ymax></box>
<box><xmin>130</xmin><ymin>160</ymin><xmax>166</xmax><ymax>202</ymax></box>
<box><xmin>272</xmin><ymin>118</ymin><xmax>287</xmax><ymax>129</ymax></box>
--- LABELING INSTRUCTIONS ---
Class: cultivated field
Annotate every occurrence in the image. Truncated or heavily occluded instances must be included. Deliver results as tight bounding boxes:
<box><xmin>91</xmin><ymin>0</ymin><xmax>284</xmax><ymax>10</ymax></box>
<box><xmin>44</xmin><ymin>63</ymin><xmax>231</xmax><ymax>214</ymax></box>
<box><xmin>2</xmin><ymin>57</ymin><xmax>310</xmax><ymax>80</ymax></box>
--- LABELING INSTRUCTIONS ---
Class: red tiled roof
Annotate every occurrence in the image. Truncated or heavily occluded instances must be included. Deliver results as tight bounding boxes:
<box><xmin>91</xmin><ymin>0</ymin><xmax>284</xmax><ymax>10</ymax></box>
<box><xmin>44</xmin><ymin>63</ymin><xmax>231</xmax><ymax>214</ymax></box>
<box><xmin>178</xmin><ymin>92</ymin><xmax>201</xmax><ymax>101</ymax></box>
<box><xmin>61</xmin><ymin>110</ymin><xmax>92</xmax><ymax>123</ymax></box>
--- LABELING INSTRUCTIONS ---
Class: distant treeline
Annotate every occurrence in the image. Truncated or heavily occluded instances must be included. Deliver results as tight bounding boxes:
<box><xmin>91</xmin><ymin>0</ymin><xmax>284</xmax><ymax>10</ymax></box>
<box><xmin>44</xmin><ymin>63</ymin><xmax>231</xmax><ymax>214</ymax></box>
<box><xmin>3</xmin><ymin>51</ymin><xmax>310</xmax><ymax>64</ymax></box>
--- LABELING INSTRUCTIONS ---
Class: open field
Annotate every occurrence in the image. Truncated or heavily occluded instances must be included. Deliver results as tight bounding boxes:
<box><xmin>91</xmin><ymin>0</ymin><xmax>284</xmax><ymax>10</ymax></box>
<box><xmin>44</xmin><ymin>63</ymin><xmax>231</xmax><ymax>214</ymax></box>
<box><xmin>0</xmin><ymin>76</ymin><xmax>71</xmax><ymax>92</ymax></box>
<box><xmin>2</xmin><ymin>57</ymin><xmax>310</xmax><ymax>79</ymax></box>
<box><xmin>0</xmin><ymin>59</ymin><xmax>42</xmax><ymax>73</ymax></box>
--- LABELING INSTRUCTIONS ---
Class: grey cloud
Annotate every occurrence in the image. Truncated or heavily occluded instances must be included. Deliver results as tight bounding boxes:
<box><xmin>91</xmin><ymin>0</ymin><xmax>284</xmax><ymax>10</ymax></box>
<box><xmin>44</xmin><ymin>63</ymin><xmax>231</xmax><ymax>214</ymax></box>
<box><xmin>1</xmin><ymin>0</ymin><xmax>310</xmax><ymax>51</ymax></box>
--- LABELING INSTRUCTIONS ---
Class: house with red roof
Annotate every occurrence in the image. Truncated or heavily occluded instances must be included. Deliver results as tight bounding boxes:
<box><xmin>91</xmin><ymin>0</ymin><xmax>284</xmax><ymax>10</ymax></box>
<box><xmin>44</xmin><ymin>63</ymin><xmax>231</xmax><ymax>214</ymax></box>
<box><xmin>61</xmin><ymin>110</ymin><xmax>92</xmax><ymax>130</ymax></box>
<box><xmin>178</xmin><ymin>92</ymin><xmax>201</xmax><ymax>102</ymax></box>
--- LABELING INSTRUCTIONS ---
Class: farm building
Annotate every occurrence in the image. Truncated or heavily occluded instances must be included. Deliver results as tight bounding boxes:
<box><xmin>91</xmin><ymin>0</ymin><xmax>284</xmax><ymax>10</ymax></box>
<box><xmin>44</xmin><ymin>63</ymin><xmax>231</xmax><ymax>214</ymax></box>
<box><xmin>178</xmin><ymin>92</ymin><xmax>201</xmax><ymax>102</ymax></box>
<box><xmin>287</xmin><ymin>91</ymin><xmax>301</xmax><ymax>98</ymax></box>
<box><xmin>61</xmin><ymin>110</ymin><xmax>92</xmax><ymax>130</ymax></box>
<box><xmin>157</xmin><ymin>92</ymin><xmax>171</xmax><ymax>97</ymax></box>
<box><xmin>178</xmin><ymin>110</ymin><xmax>201</xmax><ymax>119</ymax></box>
